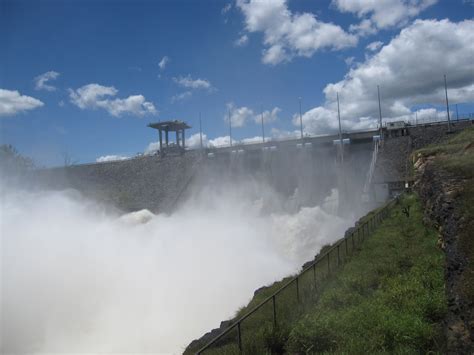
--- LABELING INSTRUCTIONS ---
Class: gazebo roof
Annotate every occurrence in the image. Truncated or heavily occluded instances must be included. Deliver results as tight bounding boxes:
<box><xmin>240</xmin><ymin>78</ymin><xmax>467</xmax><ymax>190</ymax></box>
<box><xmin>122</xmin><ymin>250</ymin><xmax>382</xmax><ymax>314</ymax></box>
<box><xmin>148</xmin><ymin>120</ymin><xmax>191</xmax><ymax>131</ymax></box>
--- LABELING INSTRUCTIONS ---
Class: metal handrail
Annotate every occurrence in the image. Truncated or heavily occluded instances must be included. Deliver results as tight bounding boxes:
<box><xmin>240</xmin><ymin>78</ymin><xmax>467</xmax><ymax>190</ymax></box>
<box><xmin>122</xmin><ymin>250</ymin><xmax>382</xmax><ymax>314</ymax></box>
<box><xmin>196</xmin><ymin>197</ymin><xmax>398</xmax><ymax>354</ymax></box>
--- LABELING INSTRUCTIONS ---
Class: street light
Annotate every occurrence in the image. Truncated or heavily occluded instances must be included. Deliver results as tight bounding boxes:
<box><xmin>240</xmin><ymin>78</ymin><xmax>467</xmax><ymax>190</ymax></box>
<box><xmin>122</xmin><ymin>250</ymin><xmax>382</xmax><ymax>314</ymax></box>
<box><xmin>444</xmin><ymin>74</ymin><xmax>452</xmax><ymax>132</ymax></box>
<box><xmin>299</xmin><ymin>97</ymin><xmax>303</xmax><ymax>139</ymax></box>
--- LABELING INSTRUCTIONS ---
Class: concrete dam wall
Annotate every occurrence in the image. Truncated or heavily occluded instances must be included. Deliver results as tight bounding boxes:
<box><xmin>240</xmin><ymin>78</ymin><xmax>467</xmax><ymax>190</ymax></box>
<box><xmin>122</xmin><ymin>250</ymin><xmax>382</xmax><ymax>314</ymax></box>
<box><xmin>32</xmin><ymin>139</ymin><xmax>374</xmax><ymax>214</ymax></box>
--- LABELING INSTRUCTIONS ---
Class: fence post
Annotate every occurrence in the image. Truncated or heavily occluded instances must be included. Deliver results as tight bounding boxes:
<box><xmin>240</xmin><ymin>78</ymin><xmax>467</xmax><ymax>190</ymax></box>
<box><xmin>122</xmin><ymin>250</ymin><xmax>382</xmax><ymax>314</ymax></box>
<box><xmin>337</xmin><ymin>244</ymin><xmax>341</xmax><ymax>266</ymax></box>
<box><xmin>296</xmin><ymin>276</ymin><xmax>300</xmax><ymax>303</ymax></box>
<box><xmin>272</xmin><ymin>295</ymin><xmax>277</xmax><ymax>330</ymax></box>
<box><xmin>237</xmin><ymin>322</ymin><xmax>242</xmax><ymax>353</ymax></box>
<box><xmin>313</xmin><ymin>263</ymin><xmax>317</xmax><ymax>290</ymax></box>
<box><xmin>327</xmin><ymin>252</ymin><xmax>330</xmax><ymax>275</ymax></box>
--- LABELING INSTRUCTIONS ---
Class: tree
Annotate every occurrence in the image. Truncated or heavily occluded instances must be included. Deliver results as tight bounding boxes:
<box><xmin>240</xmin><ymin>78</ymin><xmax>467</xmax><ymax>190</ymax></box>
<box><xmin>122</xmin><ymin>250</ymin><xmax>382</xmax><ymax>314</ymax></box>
<box><xmin>0</xmin><ymin>145</ymin><xmax>35</xmax><ymax>178</ymax></box>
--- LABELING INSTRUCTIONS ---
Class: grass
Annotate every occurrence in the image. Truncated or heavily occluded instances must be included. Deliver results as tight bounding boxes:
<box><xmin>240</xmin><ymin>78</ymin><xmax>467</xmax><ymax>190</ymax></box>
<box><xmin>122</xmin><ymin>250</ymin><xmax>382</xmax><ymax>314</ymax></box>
<box><xmin>287</xmin><ymin>194</ymin><xmax>446</xmax><ymax>354</ymax></box>
<box><xmin>187</xmin><ymin>194</ymin><xmax>446</xmax><ymax>354</ymax></box>
<box><xmin>416</xmin><ymin>126</ymin><xmax>474</xmax><ymax>310</ymax></box>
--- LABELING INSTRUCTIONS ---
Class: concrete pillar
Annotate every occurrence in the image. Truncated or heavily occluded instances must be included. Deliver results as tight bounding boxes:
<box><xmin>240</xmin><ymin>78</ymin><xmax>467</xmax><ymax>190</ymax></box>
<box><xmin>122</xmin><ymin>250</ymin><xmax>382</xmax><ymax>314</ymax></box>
<box><xmin>165</xmin><ymin>129</ymin><xmax>169</xmax><ymax>147</ymax></box>
<box><xmin>176</xmin><ymin>130</ymin><xmax>180</xmax><ymax>147</ymax></box>
<box><xmin>159</xmin><ymin>129</ymin><xmax>163</xmax><ymax>152</ymax></box>
<box><xmin>182</xmin><ymin>129</ymin><xmax>185</xmax><ymax>149</ymax></box>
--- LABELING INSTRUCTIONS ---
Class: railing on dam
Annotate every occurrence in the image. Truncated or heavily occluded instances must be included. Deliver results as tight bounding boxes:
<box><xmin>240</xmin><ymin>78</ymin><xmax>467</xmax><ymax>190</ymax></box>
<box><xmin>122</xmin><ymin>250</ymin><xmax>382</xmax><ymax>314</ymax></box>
<box><xmin>195</xmin><ymin>197</ymin><xmax>400</xmax><ymax>355</ymax></box>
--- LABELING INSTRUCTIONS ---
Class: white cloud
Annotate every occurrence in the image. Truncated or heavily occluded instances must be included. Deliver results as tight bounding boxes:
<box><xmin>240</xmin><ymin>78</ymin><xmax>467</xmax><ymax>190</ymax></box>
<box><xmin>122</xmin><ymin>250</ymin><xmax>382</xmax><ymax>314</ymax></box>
<box><xmin>222</xmin><ymin>3</ymin><xmax>232</xmax><ymax>14</ymax></box>
<box><xmin>69</xmin><ymin>83</ymin><xmax>157</xmax><ymax>117</ymax></box>
<box><xmin>366</xmin><ymin>40</ymin><xmax>383</xmax><ymax>51</ymax></box>
<box><xmin>187</xmin><ymin>132</ymin><xmax>208</xmax><ymax>149</ymax></box>
<box><xmin>241</xmin><ymin>136</ymin><xmax>265</xmax><ymax>144</ymax></box>
<box><xmin>96</xmin><ymin>155</ymin><xmax>130</xmax><ymax>163</ymax></box>
<box><xmin>254</xmin><ymin>107</ymin><xmax>281</xmax><ymax>124</ymax></box>
<box><xmin>391</xmin><ymin>107</ymin><xmax>448</xmax><ymax>125</ymax></box>
<box><xmin>226</xmin><ymin>103</ymin><xmax>254</xmax><ymax>127</ymax></box>
<box><xmin>158</xmin><ymin>56</ymin><xmax>170</xmax><ymax>70</ymax></box>
<box><xmin>294</xmin><ymin>19</ymin><xmax>474</xmax><ymax>135</ymax></box>
<box><xmin>236</xmin><ymin>0</ymin><xmax>357</xmax><ymax>65</ymax></box>
<box><xmin>209</xmin><ymin>135</ymin><xmax>231</xmax><ymax>147</ymax></box>
<box><xmin>144</xmin><ymin>142</ymin><xmax>160</xmax><ymax>155</ymax></box>
<box><xmin>333</xmin><ymin>0</ymin><xmax>437</xmax><ymax>33</ymax></box>
<box><xmin>0</xmin><ymin>89</ymin><xmax>44</xmax><ymax>117</ymax></box>
<box><xmin>344</xmin><ymin>56</ymin><xmax>355</xmax><ymax>66</ymax></box>
<box><xmin>34</xmin><ymin>71</ymin><xmax>60</xmax><ymax>91</ymax></box>
<box><xmin>171</xmin><ymin>91</ymin><xmax>192</xmax><ymax>103</ymax></box>
<box><xmin>270</xmin><ymin>127</ymin><xmax>301</xmax><ymax>139</ymax></box>
<box><xmin>173</xmin><ymin>75</ymin><xmax>213</xmax><ymax>90</ymax></box>
<box><xmin>292</xmin><ymin>106</ymin><xmax>375</xmax><ymax>135</ymax></box>
<box><xmin>234</xmin><ymin>34</ymin><xmax>249</xmax><ymax>47</ymax></box>
<box><xmin>349</xmin><ymin>19</ymin><xmax>377</xmax><ymax>37</ymax></box>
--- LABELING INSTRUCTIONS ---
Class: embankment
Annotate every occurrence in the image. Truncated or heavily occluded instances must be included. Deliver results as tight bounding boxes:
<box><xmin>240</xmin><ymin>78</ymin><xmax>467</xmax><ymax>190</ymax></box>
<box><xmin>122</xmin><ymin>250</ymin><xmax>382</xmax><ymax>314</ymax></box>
<box><xmin>32</xmin><ymin>151</ymin><xmax>201</xmax><ymax>213</ymax></box>
<box><xmin>413</xmin><ymin>127</ymin><xmax>474</xmax><ymax>353</ymax></box>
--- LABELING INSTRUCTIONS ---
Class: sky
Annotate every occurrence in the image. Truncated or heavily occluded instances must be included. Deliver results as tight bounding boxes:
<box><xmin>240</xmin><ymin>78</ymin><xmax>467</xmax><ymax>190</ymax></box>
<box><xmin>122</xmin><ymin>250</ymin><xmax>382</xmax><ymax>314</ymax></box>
<box><xmin>1</xmin><ymin>0</ymin><xmax>473</xmax><ymax>166</ymax></box>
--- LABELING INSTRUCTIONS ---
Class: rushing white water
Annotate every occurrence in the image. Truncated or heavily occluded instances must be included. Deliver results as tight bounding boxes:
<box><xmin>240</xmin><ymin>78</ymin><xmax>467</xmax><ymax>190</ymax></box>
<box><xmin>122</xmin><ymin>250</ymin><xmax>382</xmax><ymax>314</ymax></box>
<box><xmin>1</xmin><ymin>183</ymin><xmax>352</xmax><ymax>354</ymax></box>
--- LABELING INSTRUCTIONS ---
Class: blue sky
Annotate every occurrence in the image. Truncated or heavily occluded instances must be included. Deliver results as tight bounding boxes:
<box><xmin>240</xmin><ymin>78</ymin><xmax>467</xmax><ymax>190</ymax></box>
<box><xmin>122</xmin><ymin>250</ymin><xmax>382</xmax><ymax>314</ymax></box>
<box><xmin>1</xmin><ymin>0</ymin><xmax>473</xmax><ymax>166</ymax></box>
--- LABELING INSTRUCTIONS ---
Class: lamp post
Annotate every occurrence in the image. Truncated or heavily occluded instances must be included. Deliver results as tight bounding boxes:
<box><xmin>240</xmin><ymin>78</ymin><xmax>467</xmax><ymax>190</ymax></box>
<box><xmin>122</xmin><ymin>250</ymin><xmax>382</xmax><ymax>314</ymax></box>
<box><xmin>444</xmin><ymin>74</ymin><xmax>452</xmax><ymax>132</ymax></box>
<box><xmin>377</xmin><ymin>85</ymin><xmax>383</xmax><ymax>140</ymax></box>
<box><xmin>299</xmin><ymin>97</ymin><xmax>303</xmax><ymax>139</ymax></box>
<box><xmin>228</xmin><ymin>109</ymin><xmax>233</xmax><ymax>147</ymax></box>
<box><xmin>199</xmin><ymin>112</ymin><xmax>203</xmax><ymax>150</ymax></box>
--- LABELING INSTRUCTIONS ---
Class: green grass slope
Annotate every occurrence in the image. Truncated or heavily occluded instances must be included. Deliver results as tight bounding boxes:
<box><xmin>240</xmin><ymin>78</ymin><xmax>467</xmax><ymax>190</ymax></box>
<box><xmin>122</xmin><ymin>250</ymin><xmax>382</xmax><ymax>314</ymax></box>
<box><xmin>287</xmin><ymin>194</ymin><xmax>446</xmax><ymax>354</ymax></box>
<box><xmin>191</xmin><ymin>194</ymin><xmax>446</xmax><ymax>354</ymax></box>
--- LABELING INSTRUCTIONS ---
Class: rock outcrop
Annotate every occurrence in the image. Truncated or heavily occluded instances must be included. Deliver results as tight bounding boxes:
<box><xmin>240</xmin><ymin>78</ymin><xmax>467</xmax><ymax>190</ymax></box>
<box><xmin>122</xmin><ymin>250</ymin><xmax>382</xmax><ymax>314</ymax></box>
<box><xmin>413</xmin><ymin>153</ymin><xmax>473</xmax><ymax>353</ymax></box>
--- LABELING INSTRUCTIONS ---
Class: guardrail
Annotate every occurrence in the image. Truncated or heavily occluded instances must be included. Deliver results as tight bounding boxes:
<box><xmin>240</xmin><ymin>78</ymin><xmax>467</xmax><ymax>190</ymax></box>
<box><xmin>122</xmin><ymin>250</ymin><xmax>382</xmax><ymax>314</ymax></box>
<box><xmin>195</xmin><ymin>197</ymin><xmax>400</xmax><ymax>354</ymax></box>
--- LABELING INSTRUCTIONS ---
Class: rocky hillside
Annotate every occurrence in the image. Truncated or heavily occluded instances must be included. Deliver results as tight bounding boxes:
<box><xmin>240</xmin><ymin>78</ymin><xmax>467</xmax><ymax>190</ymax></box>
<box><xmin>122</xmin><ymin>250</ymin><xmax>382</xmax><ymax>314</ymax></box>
<box><xmin>413</xmin><ymin>127</ymin><xmax>474</xmax><ymax>353</ymax></box>
<box><xmin>373</xmin><ymin>121</ymin><xmax>472</xmax><ymax>184</ymax></box>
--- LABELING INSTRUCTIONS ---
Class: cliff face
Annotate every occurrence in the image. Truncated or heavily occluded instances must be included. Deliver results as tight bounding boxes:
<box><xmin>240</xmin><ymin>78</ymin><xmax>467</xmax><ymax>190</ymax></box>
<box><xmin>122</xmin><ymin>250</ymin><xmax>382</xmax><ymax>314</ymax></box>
<box><xmin>413</xmin><ymin>129</ymin><xmax>474</xmax><ymax>353</ymax></box>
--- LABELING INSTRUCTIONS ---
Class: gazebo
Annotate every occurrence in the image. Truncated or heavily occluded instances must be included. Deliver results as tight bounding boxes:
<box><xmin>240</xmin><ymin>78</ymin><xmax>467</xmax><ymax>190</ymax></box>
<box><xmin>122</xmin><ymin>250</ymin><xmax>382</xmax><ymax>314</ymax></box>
<box><xmin>148</xmin><ymin>120</ymin><xmax>191</xmax><ymax>154</ymax></box>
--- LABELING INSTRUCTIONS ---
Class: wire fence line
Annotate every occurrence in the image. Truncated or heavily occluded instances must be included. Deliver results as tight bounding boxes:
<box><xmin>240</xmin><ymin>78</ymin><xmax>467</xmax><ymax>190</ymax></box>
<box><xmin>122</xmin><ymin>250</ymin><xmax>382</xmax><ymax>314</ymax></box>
<box><xmin>195</xmin><ymin>196</ymin><xmax>400</xmax><ymax>355</ymax></box>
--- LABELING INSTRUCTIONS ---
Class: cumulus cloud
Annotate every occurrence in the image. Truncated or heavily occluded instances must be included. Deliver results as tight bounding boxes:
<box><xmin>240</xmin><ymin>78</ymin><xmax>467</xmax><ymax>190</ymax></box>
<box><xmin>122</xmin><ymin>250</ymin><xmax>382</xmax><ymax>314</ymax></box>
<box><xmin>271</xmin><ymin>127</ymin><xmax>301</xmax><ymax>139</ymax></box>
<box><xmin>222</xmin><ymin>3</ymin><xmax>232</xmax><ymax>14</ymax></box>
<box><xmin>34</xmin><ymin>71</ymin><xmax>60</xmax><ymax>91</ymax></box>
<box><xmin>344</xmin><ymin>56</ymin><xmax>355</xmax><ymax>66</ymax></box>
<box><xmin>187</xmin><ymin>133</ymin><xmax>208</xmax><ymax>149</ymax></box>
<box><xmin>234</xmin><ymin>34</ymin><xmax>249</xmax><ymax>47</ymax></box>
<box><xmin>209</xmin><ymin>135</ymin><xmax>231</xmax><ymax>147</ymax></box>
<box><xmin>144</xmin><ymin>142</ymin><xmax>161</xmax><ymax>155</ymax></box>
<box><xmin>0</xmin><ymin>89</ymin><xmax>44</xmax><ymax>117</ymax></box>
<box><xmin>171</xmin><ymin>91</ymin><xmax>192</xmax><ymax>103</ymax></box>
<box><xmin>236</xmin><ymin>0</ymin><xmax>357</xmax><ymax>65</ymax></box>
<box><xmin>296</xmin><ymin>19</ymin><xmax>474</xmax><ymax>135</ymax></box>
<box><xmin>69</xmin><ymin>83</ymin><xmax>157</xmax><ymax>117</ymax></box>
<box><xmin>254</xmin><ymin>107</ymin><xmax>281</xmax><ymax>124</ymax></box>
<box><xmin>333</xmin><ymin>0</ymin><xmax>437</xmax><ymax>34</ymax></box>
<box><xmin>292</xmin><ymin>106</ymin><xmax>376</xmax><ymax>135</ymax></box>
<box><xmin>241</xmin><ymin>136</ymin><xmax>265</xmax><ymax>144</ymax></box>
<box><xmin>226</xmin><ymin>103</ymin><xmax>254</xmax><ymax>128</ymax></box>
<box><xmin>173</xmin><ymin>75</ymin><xmax>213</xmax><ymax>90</ymax></box>
<box><xmin>96</xmin><ymin>155</ymin><xmax>130</xmax><ymax>163</ymax></box>
<box><xmin>366</xmin><ymin>40</ymin><xmax>383</xmax><ymax>51</ymax></box>
<box><xmin>158</xmin><ymin>56</ymin><xmax>170</xmax><ymax>70</ymax></box>
<box><xmin>348</xmin><ymin>19</ymin><xmax>377</xmax><ymax>37</ymax></box>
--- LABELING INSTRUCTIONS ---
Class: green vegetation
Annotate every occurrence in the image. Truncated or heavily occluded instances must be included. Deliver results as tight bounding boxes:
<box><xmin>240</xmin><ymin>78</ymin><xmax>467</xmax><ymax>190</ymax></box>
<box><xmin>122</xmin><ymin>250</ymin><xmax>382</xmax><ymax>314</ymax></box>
<box><xmin>189</xmin><ymin>194</ymin><xmax>446</xmax><ymax>354</ymax></box>
<box><xmin>417</xmin><ymin>126</ymin><xmax>474</xmax><ymax>179</ymax></box>
<box><xmin>416</xmin><ymin>126</ymin><xmax>474</xmax><ymax>311</ymax></box>
<box><xmin>287</xmin><ymin>194</ymin><xmax>445</xmax><ymax>353</ymax></box>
